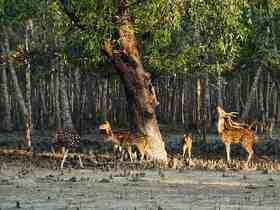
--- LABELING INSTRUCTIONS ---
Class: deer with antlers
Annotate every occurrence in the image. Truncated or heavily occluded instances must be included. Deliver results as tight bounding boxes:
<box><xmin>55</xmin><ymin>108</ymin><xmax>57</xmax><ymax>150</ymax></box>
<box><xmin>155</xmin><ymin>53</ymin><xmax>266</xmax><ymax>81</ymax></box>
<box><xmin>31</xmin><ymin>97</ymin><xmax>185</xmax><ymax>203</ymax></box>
<box><xmin>217</xmin><ymin>106</ymin><xmax>257</xmax><ymax>166</ymax></box>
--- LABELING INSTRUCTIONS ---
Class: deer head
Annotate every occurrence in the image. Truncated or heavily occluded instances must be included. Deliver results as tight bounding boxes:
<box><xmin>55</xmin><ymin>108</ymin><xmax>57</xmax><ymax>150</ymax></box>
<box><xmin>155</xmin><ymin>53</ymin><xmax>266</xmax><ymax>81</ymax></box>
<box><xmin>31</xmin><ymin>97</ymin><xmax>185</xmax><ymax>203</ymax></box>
<box><xmin>99</xmin><ymin>121</ymin><xmax>113</xmax><ymax>136</ymax></box>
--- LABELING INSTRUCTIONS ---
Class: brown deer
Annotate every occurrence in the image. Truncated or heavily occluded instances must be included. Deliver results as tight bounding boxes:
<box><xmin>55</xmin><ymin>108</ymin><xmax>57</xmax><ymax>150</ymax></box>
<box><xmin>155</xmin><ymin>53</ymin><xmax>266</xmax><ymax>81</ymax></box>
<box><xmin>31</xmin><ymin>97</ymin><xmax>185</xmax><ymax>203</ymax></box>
<box><xmin>245</xmin><ymin>118</ymin><xmax>275</xmax><ymax>139</ymax></box>
<box><xmin>217</xmin><ymin>106</ymin><xmax>257</xmax><ymax>166</ymax></box>
<box><xmin>99</xmin><ymin>121</ymin><xmax>148</xmax><ymax>162</ymax></box>
<box><xmin>181</xmin><ymin>133</ymin><xmax>192</xmax><ymax>161</ymax></box>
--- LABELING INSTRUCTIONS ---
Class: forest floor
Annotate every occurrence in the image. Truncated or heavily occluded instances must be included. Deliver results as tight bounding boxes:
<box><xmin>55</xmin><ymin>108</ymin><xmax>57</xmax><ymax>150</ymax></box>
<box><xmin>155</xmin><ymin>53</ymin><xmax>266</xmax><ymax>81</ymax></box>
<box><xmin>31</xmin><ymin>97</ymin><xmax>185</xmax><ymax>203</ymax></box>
<box><xmin>0</xmin><ymin>129</ymin><xmax>280</xmax><ymax>210</ymax></box>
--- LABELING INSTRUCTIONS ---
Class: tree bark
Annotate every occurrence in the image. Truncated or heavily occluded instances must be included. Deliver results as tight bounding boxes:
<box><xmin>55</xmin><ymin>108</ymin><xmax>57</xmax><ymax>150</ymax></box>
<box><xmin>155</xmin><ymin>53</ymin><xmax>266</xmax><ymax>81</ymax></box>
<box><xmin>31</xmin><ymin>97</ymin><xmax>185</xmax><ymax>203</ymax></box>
<box><xmin>217</xmin><ymin>70</ymin><xmax>223</xmax><ymax>107</ymax></box>
<box><xmin>73</xmin><ymin>66</ymin><xmax>81</xmax><ymax>128</ymax></box>
<box><xmin>54</xmin><ymin>66</ymin><xmax>61</xmax><ymax>129</ymax></box>
<box><xmin>25</xmin><ymin>19</ymin><xmax>33</xmax><ymax>123</ymax></box>
<box><xmin>103</xmin><ymin>1</ymin><xmax>167</xmax><ymax>162</ymax></box>
<box><xmin>4</xmin><ymin>28</ymin><xmax>32</xmax><ymax>147</ymax></box>
<box><xmin>259</xmin><ymin>76</ymin><xmax>265</xmax><ymax>121</ymax></box>
<box><xmin>0</xmin><ymin>46</ymin><xmax>12</xmax><ymax>131</ymax></box>
<box><xmin>4</xmin><ymin>28</ymin><xmax>29</xmax><ymax>143</ymax></box>
<box><xmin>24</xmin><ymin>18</ymin><xmax>33</xmax><ymax>147</ymax></box>
<box><xmin>265</xmin><ymin>73</ymin><xmax>271</xmax><ymax>119</ymax></box>
<box><xmin>39</xmin><ymin>79</ymin><xmax>48</xmax><ymax>128</ymax></box>
<box><xmin>241</xmin><ymin>66</ymin><xmax>263</xmax><ymax>120</ymax></box>
<box><xmin>59</xmin><ymin>62</ymin><xmax>74</xmax><ymax>129</ymax></box>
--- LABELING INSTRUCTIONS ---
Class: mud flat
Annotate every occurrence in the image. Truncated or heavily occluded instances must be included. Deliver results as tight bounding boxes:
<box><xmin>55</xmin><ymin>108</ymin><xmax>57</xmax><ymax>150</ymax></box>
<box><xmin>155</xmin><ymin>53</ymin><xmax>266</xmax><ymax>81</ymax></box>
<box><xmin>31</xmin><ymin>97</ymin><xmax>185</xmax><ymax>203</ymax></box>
<box><xmin>1</xmin><ymin>161</ymin><xmax>280</xmax><ymax>210</ymax></box>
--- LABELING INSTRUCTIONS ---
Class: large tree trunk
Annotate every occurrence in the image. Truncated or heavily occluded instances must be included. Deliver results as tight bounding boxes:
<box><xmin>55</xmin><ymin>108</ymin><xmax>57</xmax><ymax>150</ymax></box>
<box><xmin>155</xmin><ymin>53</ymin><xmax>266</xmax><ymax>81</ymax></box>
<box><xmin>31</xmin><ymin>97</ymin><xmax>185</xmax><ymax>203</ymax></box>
<box><xmin>103</xmin><ymin>1</ymin><xmax>167</xmax><ymax>162</ymax></box>
<box><xmin>0</xmin><ymin>46</ymin><xmax>12</xmax><ymax>131</ymax></box>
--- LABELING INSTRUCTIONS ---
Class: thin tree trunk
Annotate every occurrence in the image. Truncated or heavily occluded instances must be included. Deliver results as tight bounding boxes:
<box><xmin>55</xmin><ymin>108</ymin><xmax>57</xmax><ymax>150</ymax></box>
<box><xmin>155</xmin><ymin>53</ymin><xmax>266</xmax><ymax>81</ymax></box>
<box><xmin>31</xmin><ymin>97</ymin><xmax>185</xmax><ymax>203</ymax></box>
<box><xmin>171</xmin><ymin>76</ymin><xmax>177</xmax><ymax>124</ymax></box>
<box><xmin>233</xmin><ymin>78</ymin><xmax>241</xmax><ymax>113</ymax></box>
<box><xmin>217</xmin><ymin>70</ymin><xmax>223</xmax><ymax>107</ymax></box>
<box><xmin>59</xmin><ymin>62</ymin><xmax>74</xmax><ymax>129</ymax></box>
<box><xmin>5</xmin><ymin>28</ymin><xmax>31</xmax><ymax>147</ymax></box>
<box><xmin>180</xmin><ymin>77</ymin><xmax>185</xmax><ymax>124</ymax></box>
<box><xmin>0</xmin><ymin>46</ymin><xmax>12</xmax><ymax>130</ymax></box>
<box><xmin>39</xmin><ymin>79</ymin><xmax>48</xmax><ymax>128</ymax></box>
<box><xmin>73</xmin><ymin>66</ymin><xmax>81</xmax><ymax>128</ymax></box>
<box><xmin>204</xmin><ymin>72</ymin><xmax>211</xmax><ymax>123</ymax></box>
<box><xmin>4</xmin><ymin>28</ymin><xmax>29</xmax><ymax>145</ymax></box>
<box><xmin>196</xmin><ymin>76</ymin><xmax>202</xmax><ymax>139</ymax></box>
<box><xmin>265</xmin><ymin>73</ymin><xmax>271</xmax><ymax>119</ymax></box>
<box><xmin>54</xmin><ymin>65</ymin><xmax>61</xmax><ymax>129</ymax></box>
<box><xmin>259</xmin><ymin>76</ymin><xmax>265</xmax><ymax>121</ymax></box>
<box><xmin>272</xmin><ymin>87</ymin><xmax>277</xmax><ymax>118</ymax></box>
<box><xmin>241</xmin><ymin>66</ymin><xmax>263</xmax><ymax>120</ymax></box>
<box><xmin>24</xmin><ymin>18</ymin><xmax>33</xmax><ymax>147</ymax></box>
<box><xmin>25</xmin><ymin>19</ymin><xmax>33</xmax><ymax>124</ymax></box>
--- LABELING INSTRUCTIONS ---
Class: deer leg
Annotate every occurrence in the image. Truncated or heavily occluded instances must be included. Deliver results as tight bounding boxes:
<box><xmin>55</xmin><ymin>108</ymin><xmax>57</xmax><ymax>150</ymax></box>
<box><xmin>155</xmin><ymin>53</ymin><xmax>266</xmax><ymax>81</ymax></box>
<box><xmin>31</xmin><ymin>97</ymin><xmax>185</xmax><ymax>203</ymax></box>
<box><xmin>225</xmin><ymin>143</ymin><xmax>231</xmax><ymax>163</ymax></box>
<box><xmin>138</xmin><ymin>144</ymin><xmax>145</xmax><ymax>162</ymax></box>
<box><xmin>60</xmin><ymin>149</ymin><xmax>69</xmax><ymax>169</ymax></box>
<box><xmin>140</xmin><ymin>152</ymin><xmax>144</xmax><ymax>161</ymax></box>
<box><xmin>51</xmin><ymin>146</ymin><xmax>56</xmax><ymax>154</ymax></box>
<box><xmin>127</xmin><ymin>146</ymin><xmax>133</xmax><ymax>162</ymax></box>
<box><xmin>182</xmin><ymin>144</ymin><xmax>187</xmax><ymax>160</ymax></box>
<box><xmin>78</xmin><ymin>154</ymin><xmax>84</xmax><ymax>168</ymax></box>
<box><xmin>120</xmin><ymin>149</ymin><xmax>125</xmax><ymax>161</ymax></box>
<box><xmin>188</xmin><ymin>145</ymin><xmax>192</xmax><ymax>161</ymax></box>
<box><xmin>247</xmin><ymin>150</ymin><xmax>253</xmax><ymax>166</ymax></box>
<box><xmin>245</xmin><ymin>148</ymin><xmax>254</xmax><ymax>167</ymax></box>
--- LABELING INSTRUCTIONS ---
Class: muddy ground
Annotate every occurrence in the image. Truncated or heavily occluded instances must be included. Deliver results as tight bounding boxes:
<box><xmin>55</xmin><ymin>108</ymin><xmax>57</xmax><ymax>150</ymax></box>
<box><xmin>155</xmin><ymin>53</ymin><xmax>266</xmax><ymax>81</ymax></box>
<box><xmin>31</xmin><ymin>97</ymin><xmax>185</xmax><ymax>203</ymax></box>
<box><xmin>1</xmin><ymin>130</ymin><xmax>280</xmax><ymax>210</ymax></box>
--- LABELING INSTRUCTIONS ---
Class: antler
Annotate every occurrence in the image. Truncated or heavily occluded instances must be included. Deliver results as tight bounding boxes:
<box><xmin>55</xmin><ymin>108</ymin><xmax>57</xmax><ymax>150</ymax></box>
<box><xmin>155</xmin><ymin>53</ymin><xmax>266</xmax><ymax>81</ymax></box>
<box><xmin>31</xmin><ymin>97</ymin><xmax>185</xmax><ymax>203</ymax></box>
<box><xmin>217</xmin><ymin>106</ymin><xmax>238</xmax><ymax>118</ymax></box>
<box><xmin>226</xmin><ymin>117</ymin><xmax>247</xmax><ymax>129</ymax></box>
<box><xmin>217</xmin><ymin>106</ymin><xmax>249</xmax><ymax>129</ymax></box>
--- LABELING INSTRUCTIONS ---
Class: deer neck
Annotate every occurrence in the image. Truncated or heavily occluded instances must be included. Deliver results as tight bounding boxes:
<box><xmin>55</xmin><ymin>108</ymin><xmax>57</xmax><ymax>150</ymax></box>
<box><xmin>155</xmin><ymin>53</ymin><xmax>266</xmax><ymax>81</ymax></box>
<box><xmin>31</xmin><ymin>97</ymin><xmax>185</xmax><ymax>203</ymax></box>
<box><xmin>106</xmin><ymin>128</ymin><xmax>121</xmax><ymax>144</ymax></box>
<box><xmin>217</xmin><ymin>117</ymin><xmax>225</xmax><ymax>134</ymax></box>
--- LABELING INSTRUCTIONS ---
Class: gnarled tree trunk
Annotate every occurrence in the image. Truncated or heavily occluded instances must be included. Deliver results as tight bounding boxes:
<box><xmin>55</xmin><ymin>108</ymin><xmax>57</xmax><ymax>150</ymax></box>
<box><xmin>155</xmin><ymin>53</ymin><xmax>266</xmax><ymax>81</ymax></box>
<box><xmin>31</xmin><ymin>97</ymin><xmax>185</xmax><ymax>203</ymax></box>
<box><xmin>103</xmin><ymin>1</ymin><xmax>167</xmax><ymax>163</ymax></box>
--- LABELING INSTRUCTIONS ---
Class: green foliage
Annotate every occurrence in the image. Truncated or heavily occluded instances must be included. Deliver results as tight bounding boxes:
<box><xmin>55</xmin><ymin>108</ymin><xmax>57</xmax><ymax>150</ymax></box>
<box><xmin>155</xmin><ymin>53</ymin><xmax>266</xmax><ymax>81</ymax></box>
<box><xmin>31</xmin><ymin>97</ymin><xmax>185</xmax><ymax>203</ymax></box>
<box><xmin>48</xmin><ymin>0</ymin><xmax>184</xmax><ymax>67</ymax></box>
<box><xmin>1</xmin><ymin>0</ymin><xmax>280</xmax><ymax>77</ymax></box>
<box><xmin>187</xmin><ymin>0</ymin><xmax>251</xmax><ymax>72</ymax></box>
<box><xmin>0</xmin><ymin>0</ymin><xmax>42</xmax><ymax>24</ymax></box>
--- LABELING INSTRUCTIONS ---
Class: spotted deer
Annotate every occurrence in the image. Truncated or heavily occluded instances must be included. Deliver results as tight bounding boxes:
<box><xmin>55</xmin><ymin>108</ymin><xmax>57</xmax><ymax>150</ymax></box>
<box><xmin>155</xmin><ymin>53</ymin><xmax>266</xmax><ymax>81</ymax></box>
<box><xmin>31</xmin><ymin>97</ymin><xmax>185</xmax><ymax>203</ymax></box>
<box><xmin>99</xmin><ymin>121</ymin><xmax>148</xmax><ymax>162</ymax></box>
<box><xmin>217</xmin><ymin>106</ymin><xmax>257</xmax><ymax>166</ymax></box>
<box><xmin>53</xmin><ymin>128</ymin><xmax>84</xmax><ymax>169</ymax></box>
<box><xmin>181</xmin><ymin>133</ymin><xmax>192</xmax><ymax>161</ymax></box>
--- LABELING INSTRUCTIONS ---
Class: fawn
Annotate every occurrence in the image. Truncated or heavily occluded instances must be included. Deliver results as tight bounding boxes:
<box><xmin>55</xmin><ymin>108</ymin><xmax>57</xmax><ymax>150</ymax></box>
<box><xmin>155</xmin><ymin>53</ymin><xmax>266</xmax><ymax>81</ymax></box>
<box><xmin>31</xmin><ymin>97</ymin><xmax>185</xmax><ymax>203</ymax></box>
<box><xmin>181</xmin><ymin>133</ymin><xmax>192</xmax><ymax>161</ymax></box>
<box><xmin>217</xmin><ymin>106</ymin><xmax>257</xmax><ymax>166</ymax></box>
<box><xmin>53</xmin><ymin>128</ymin><xmax>84</xmax><ymax>169</ymax></box>
<box><xmin>99</xmin><ymin>121</ymin><xmax>148</xmax><ymax>162</ymax></box>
